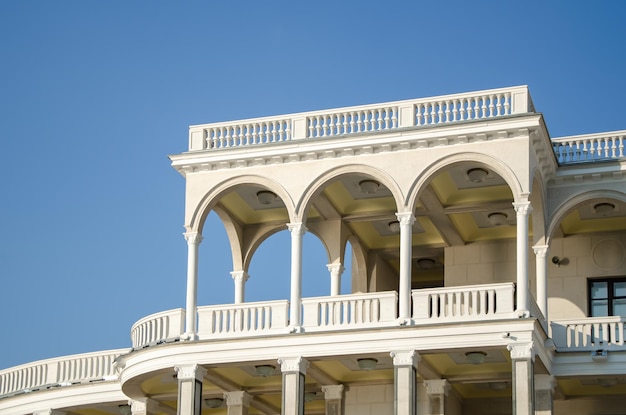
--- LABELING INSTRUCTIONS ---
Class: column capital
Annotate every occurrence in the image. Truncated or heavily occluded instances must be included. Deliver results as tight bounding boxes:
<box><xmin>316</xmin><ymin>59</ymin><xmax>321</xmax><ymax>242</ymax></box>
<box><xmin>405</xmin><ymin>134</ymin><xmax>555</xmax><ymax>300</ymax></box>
<box><xmin>395</xmin><ymin>211</ymin><xmax>416</xmax><ymax>226</ymax></box>
<box><xmin>532</xmin><ymin>244</ymin><xmax>549</xmax><ymax>257</ymax></box>
<box><xmin>391</xmin><ymin>350</ymin><xmax>420</xmax><ymax>367</ymax></box>
<box><xmin>507</xmin><ymin>341</ymin><xmax>535</xmax><ymax>361</ymax></box>
<box><xmin>424</xmin><ymin>379</ymin><xmax>451</xmax><ymax>396</ymax></box>
<box><xmin>175</xmin><ymin>364</ymin><xmax>207</xmax><ymax>381</ymax></box>
<box><xmin>183</xmin><ymin>231</ymin><xmax>203</xmax><ymax>245</ymax></box>
<box><xmin>513</xmin><ymin>201</ymin><xmax>532</xmax><ymax>215</ymax></box>
<box><xmin>224</xmin><ymin>390</ymin><xmax>253</xmax><ymax>407</ymax></box>
<box><xmin>230</xmin><ymin>270</ymin><xmax>249</xmax><ymax>283</ymax></box>
<box><xmin>321</xmin><ymin>384</ymin><xmax>344</xmax><ymax>400</ymax></box>
<box><xmin>326</xmin><ymin>263</ymin><xmax>345</xmax><ymax>275</ymax></box>
<box><xmin>287</xmin><ymin>222</ymin><xmax>307</xmax><ymax>235</ymax></box>
<box><xmin>278</xmin><ymin>356</ymin><xmax>309</xmax><ymax>374</ymax></box>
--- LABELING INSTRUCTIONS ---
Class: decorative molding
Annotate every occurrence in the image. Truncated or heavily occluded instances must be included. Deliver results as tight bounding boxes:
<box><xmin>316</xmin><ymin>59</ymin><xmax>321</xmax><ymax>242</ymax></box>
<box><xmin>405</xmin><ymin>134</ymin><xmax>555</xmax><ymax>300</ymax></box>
<box><xmin>507</xmin><ymin>342</ymin><xmax>535</xmax><ymax>361</ymax></box>
<box><xmin>278</xmin><ymin>356</ymin><xmax>309</xmax><ymax>374</ymax></box>
<box><xmin>390</xmin><ymin>350</ymin><xmax>420</xmax><ymax>367</ymax></box>
<box><xmin>174</xmin><ymin>364</ymin><xmax>207</xmax><ymax>381</ymax></box>
<box><xmin>513</xmin><ymin>201</ymin><xmax>532</xmax><ymax>216</ymax></box>
<box><xmin>230</xmin><ymin>270</ymin><xmax>250</xmax><ymax>283</ymax></box>
<box><xmin>321</xmin><ymin>384</ymin><xmax>344</xmax><ymax>400</ymax></box>
<box><xmin>395</xmin><ymin>212</ymin><xmax>416</xmax><ymax>226</ymax></box>
<box><xmin>424</xmin><ymin>379</ymin><xmax>451</xmax><ymax>396</ymax></box>
<box><xmin>326</xmin><ymin>263</ymin><xmax>344</xmax><ymax>276</ymax></box>
<box><xmin>224</xmin><ymin>391</ymin><xmax>253</xmax><ymax>407</ymax></box>
<box><xmin>532</xmin><ymin>244</ymin><xmax>549</xmax><ymax>258</ymax></box>
<box><xmin>183</xmin><ymin>232</ymin><xmax>203</xmax><ymax>245</ymax></box>
<box><xmin>287</xmin><ymin>222</ymin><xmax>307</xmax><ymax>236</ymax></box>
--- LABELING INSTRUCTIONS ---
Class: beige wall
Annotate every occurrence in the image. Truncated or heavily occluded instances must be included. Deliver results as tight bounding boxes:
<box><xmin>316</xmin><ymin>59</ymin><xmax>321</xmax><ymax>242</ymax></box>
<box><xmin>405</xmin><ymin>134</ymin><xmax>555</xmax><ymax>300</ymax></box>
<box><xmin>442</xmin><ymin>232</ymin><xmax>626</xmax><ymax>320</ymax></box>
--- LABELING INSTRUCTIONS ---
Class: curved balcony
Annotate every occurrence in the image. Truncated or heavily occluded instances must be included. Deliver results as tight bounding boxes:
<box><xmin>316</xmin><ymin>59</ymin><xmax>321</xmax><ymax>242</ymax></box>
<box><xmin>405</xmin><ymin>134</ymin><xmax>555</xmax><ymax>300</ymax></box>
<box><xmin>0</xmin><ymin>349</ymin><xmax>126</xmax><ymax>399</ymax></box>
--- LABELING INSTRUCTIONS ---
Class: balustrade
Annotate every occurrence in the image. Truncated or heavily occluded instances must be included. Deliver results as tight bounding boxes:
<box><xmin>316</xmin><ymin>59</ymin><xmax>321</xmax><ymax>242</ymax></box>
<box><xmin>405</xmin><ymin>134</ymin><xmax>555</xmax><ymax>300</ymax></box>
<box><xmin>301</xmin><ymin>291</ymin><xmax>398</xmax><ymax>331</ymax></box>
<box><xmin>197</xmin><ymin>300</ymin><xmax>289</xmax><ymax>339</ymax></box>
<box><xmin>0</xmin><ymin>350</ymin><xmax>124</xmax><ymax>398</ymax></box>
<box><xmin>551</xmin><ymin>317</ymin><xmax>626</xmax><ymax>351</ymax></box>
<box><xmin>188</xmin><ymin>86</ymin><xmax>533</xmax><ymax>150</ymax></box>
<box><xmin>552</xmin><ymin>131</ymin><xmax>626</xmax><ymax>164</ymax></box>
<box><xmin>130</xmin><ymin>308</ymin><xmax>185</xmax><ymax>349</ymax></box>
<box><xmin>412</xmin><ymin>283</ymin><xmax>516</xmax><ymax>322</ymax></box>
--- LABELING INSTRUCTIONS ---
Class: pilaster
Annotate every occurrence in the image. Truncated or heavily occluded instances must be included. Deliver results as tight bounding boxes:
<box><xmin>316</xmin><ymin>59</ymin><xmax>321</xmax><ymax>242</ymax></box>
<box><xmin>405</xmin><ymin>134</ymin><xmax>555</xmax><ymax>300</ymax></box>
<box><xmin>391</xmin><ymin>350</ymin><xmax>419</xmax><ymax>415</ymax></box>
<box><xmin>224</xmin><ymin>391</ymin><xmax>253</xmax><ymax>415</ymax></box>
<box><xmin>507</xmin><ymin>342</ymin><xmax>535</xmax><ymax>415</ymax></box>
<box><xmin>424</xmin><ymin>379</ymin><xmax>450</xmax><ymax>415</ymax></box>
<box><xmin>534</xmin><ymin>375</ymin><xmax>555</xmax><ymax>415</ymax></box>
<box><xmin>322</xmin><ymin>384</ymin><xmax>344</xmax><ymax>415</ymax></box>
<box><xmin>278</xmin><ymin>357</ymin><xmax>309</xmax><ymax>415</ymax></box>
<box><xmin>175</xmin><ymin>364</ymin><xmax>207</xmax><ymax>415</ymax></box>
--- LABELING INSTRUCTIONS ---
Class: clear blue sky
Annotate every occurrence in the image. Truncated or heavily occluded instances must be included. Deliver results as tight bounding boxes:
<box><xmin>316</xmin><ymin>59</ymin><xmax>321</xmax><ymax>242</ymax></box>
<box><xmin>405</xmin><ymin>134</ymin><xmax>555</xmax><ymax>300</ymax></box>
<box><xmin>1</xmin><ymin>1</ymin><xmax>625</xmax><ymax>370</ymax></box>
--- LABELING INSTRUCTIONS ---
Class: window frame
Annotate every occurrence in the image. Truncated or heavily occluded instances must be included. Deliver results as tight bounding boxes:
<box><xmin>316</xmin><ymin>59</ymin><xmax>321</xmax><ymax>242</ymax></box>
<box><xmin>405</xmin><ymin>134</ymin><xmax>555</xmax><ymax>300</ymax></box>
<box><xmin>588</xmin><ymin>276</ymin><xmax>626</xmax><ymax>317</ymax></box>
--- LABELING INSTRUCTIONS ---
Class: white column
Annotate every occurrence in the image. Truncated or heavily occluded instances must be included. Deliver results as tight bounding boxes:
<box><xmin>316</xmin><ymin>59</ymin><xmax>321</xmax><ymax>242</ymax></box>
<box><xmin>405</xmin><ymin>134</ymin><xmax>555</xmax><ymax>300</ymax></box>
<box><xmin>507</xmin><ymin>342</ymin><xmax>535</xmax><ymax>415</ymax></box>
<box><xmin>224</xmin><ymin>391</ymin><xmax>253</xmax><ymax>415</ymax></box>
<box><xmin>533</xmin><ymin>245</ymin><xmax>549</xmax><ymax>321</ymax></box>
<box><xmin>513</xmin><ymin>202</ymin><xmax>532</xmax><ymax>317</ymax></box>
<box><xmin>278</xmin><ymin>357</ymin><xmax>309</xmax><ymax>415</ymax></box>
<box><xmin>288</xmin><ymin>222</ymin><xmax>306</xmax><ymax>330</ymax></box>
<box><xmin>396</xmin><ymin>212</ymin><xmax>415</xmax><ymax>322</ymax></box>
<box><xmin>322</xmin><ymin>384</ymin><xmax>344</xmax><ymax>415</ymax></box>
<box><xmin>175</xmin><ymin>364</ymin><xmax>207</xmax><ymax>415</ymax></box>
<box><xmin>391</xmin><ymin>350</ymin><xmax>419</xmax><ymax>415</ymax></box>
<box><xmin>183</xmin><ymin>232</ymin><xmax>203</xmax><ymax>340</ymax></box>
<box><xmin>424</xmin><ymin>379</ymin><xmax>450</xmax><ymax>415</ymax></box>
<box><xmin>534</xmin><ymin>375</ymin><xmax>555</xmax><ymax>415</ymax></box>
<box><xmin>327</xmin><ymin>263</ymin><xmax>344</xmax><ymax>296</ymax></box>
<box><xmin>231</xmin><ymin>271</ymin><xmax>249</xmax><ymax>304</ymax></box>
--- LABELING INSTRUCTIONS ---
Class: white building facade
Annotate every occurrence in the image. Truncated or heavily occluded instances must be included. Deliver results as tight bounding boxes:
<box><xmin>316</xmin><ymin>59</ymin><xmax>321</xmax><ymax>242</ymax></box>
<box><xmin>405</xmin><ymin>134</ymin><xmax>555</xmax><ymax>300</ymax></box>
<box><xmin>2</xmin><ymin>86</ymin><xmax>626</xmax><ymax>415</ymax></box>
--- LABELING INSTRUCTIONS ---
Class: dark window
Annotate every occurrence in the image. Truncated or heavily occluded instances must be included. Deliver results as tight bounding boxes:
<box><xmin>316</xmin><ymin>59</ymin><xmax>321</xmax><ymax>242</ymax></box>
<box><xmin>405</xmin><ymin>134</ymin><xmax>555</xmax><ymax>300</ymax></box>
<box><xmin>588</xmin><ymin>277</ymin><xmax>626</xmax><ymax>317</ymax></box>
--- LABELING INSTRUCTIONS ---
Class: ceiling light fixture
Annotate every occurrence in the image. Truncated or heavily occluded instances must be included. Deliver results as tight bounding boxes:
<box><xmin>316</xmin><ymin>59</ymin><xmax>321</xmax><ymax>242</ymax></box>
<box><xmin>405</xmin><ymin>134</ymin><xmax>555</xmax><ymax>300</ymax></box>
<box><xmin>256</xmin><ymin>190</ymin><xmax>278</xmax><ymax>205</ymax></box>
<box><xmin>359</xmin><ymin>179</ymin><xmax>380</xmax><ymax>194</ymax></box>
<box><xmin>594</xmin><ymin>202</ymin><xmax>615</xmax><ymax>217</ymax></box>
<box><xmin>417</xmin><ymin>258</ymin><xmax>435</xmax><ymax>270</ymax></box>
<box><xmin>465</xmin><ymin>351</ymin><xmax>487</xmax><ymax>365</ymax></box>
<box><xmin>204</xmin><ymin>398</ymin><xmax>224</xmax><ymax>408</ymax></box>
<box><xmin>388</xmin><ymin>221</ymin><xmax>401</xmax><ymax>233</ymax></box>
<box><xmin>357</xmin><ymin>358</ymin><xmax>378</xmax><ymax>371</ymax></box>
<box><xmin>467</xmin><ymin>168</ymin><xmax>489</xmax><ymax>183</ymax></box>
<box><xmin>488</xmin><ymin>212</ymin><xmax>508</xmax><ymax>226</ymax></box>
<box><xmin>255</xmin><ymin>364</ymin><xmax>276</xmax><ymax>377</ymax></box>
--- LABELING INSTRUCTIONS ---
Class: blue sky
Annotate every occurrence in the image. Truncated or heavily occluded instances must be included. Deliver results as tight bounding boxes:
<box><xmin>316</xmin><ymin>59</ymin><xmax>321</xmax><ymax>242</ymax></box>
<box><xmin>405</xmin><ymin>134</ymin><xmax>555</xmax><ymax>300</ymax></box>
<box><xmin>1</xmin><ymin>1</ymin><xmax>625</xmax><ymax>370</ymax></box>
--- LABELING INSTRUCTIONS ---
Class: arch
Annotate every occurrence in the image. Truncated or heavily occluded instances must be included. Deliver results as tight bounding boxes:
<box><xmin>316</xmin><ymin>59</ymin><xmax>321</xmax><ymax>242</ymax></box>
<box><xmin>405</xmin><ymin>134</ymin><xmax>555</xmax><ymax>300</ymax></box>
<box><xmin>546</xmin><ymin>189</ymin><xmax>626</xmax><ymax>244</ymax></box>
<box><xmin>406</xmin><ymin>152</ymin><xmax>526</xmax><ymax>209</ymax></box>
<box><xmin>186</xmin><ymin>175</ymin><xmax>297</xmax><ymax>233</ymax></box>
<box><xmin>296</xmin><ymin>164</ymin><xmax>405</xmax><ymax>222</ymax></box>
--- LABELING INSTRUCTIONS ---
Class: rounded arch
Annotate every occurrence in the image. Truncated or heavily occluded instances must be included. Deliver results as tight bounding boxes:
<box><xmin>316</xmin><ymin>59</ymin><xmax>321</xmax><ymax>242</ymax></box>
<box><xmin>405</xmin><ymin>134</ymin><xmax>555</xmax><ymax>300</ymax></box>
<box><xmin>406</xmin><ymin>152</ymin><xmax>526</xmax><ymax>209</ymax></box>
<box><xmin>187</xmin><ymin>174</ymin><xmax>297</xmax><ymax>233</ymax></box>
<box><xmin>546</xmin><ymin>189</ymin><xmax>626</xmax><ymax>244</ymax></box>
<box><xmin>296</xmin><ymin>164</ymin><xmax>405</xmax><ymax>222</ymax></box>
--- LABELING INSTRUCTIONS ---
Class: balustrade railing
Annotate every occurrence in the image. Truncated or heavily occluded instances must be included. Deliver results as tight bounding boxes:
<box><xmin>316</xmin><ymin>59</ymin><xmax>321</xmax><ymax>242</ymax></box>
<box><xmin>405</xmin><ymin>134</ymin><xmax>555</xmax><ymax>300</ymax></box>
<box><xmin>130</xmin><ymin>308</ymin><xmax>185</xmax><ymax>349</ymax></box>
<box><xmin>412</xmin><ymin>283</ymin><xmax>516</xmax><ymax>322</ymax></box>
<box><xmin>0</xmin><ymin>349</ymin><xmax>125</xmax><ymax>398</ymax></box>
<box><xmin>552</xmin><ymin>131</ymin><xmax>626</xmax><ymax>165</ymax></box>
<box><xmin>301</xmin><ymin>291</ymin><xmax>398</xmax><ymax>331</ymax></box>
<box><xmin>197</xmin><ymin>300</ymin><xmax>289</xmax><ymax>339</ymax></box>
<box><xmin>188</xmin><ymin>86</ymin><xmax>533</xmax><ymax>150</ymax></box>
<box><xmin>551</xmin><ymin>317</ymin><xmax>626</xmax><ymax>351</ymax></box>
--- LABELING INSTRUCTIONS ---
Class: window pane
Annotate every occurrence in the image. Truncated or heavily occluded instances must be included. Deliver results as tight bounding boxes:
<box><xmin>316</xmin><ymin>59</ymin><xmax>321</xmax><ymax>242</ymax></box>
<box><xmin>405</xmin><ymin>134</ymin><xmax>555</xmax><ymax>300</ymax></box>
<box><xmin>591</xmin><ymin>299</ymin><xmax>609</xmax><ymax>317</ymax></box>
<box><xmin>613</xmin><ymin>299</ymin><xmax>626</xmax><ymax>316</ymax></box>
<box><xmin>614</xmin><ymin>282</ymin><xmax>626</xmax><ymax>298</ymax></box>
<box><xmin>591</xmin><ymin>282</ymin><xmax>608</xmax><ymax>299</ymax></box>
